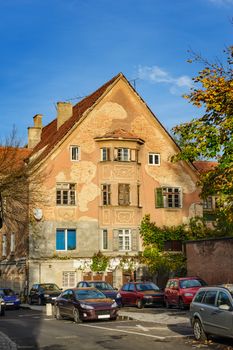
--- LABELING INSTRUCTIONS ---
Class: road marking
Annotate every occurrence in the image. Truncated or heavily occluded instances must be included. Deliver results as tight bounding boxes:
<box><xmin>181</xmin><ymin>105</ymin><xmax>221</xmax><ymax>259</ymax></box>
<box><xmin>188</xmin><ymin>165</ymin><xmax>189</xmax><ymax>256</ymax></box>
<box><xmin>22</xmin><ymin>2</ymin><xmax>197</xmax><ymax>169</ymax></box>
<box><xmin>79</xmin><ymin>324</ymin><xmax>166</xmax><ymax>340</ymax></box>
<box><xmin>55</xmin><ymin>335</ymin><xmax>79</xmax><ymax>339</ymax></box>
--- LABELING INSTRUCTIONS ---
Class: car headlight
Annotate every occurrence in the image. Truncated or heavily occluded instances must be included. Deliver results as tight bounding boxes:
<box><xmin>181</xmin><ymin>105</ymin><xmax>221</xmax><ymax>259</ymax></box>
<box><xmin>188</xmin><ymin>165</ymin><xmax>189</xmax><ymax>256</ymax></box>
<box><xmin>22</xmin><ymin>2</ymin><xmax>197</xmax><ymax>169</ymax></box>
<box><xmin>111</xmin><ymin>301</ymin><xmax>118</xmax><ymax>308</ymax></box>
<box><xmin>184</xmin><ymin>293</ymin><xmax>193</xmax><ymax>297</ymax></box>
<box><xmin>44</xmin><ymin>294</ymin><xmax>50</xmax><ymax>298</ymax></box>
<box><xmin>16</xmin><ymin>298</ymin><xmax>20</xmax><ymax>302</ymax></box>
<box><xmin>80</xmin><ymin>303</ymin><xmax>94</xmax><ymax>310</ymax></box>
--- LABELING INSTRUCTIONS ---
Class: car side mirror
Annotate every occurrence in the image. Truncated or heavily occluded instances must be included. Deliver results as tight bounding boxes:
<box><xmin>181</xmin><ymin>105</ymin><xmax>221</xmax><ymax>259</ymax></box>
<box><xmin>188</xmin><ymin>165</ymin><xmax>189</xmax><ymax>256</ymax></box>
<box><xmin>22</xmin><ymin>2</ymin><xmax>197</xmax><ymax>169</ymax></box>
<box><xmin>219</xmin><ymin>304</ymin><xmax>231</xmax><ymax>311</ymax></box>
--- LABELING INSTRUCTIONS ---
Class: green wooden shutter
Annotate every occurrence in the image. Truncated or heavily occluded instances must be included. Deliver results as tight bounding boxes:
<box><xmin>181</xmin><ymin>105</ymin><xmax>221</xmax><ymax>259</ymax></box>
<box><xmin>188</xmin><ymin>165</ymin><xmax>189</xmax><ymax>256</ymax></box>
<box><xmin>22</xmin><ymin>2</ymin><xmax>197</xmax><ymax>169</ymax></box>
<box><xmin>155</xmin><ymin>188</ymin><xmax>164</xmax><ymax>208</ymax></box>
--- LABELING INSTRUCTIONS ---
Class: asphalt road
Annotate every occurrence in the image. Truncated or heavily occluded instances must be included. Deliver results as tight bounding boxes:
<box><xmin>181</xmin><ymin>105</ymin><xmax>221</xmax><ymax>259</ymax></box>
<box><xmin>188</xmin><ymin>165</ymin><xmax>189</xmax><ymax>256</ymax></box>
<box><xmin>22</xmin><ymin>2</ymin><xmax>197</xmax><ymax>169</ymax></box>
<box><xmin>0</xmin><ymin>308</ymin><xmax>232</xmax><ymax>350</ymax></box>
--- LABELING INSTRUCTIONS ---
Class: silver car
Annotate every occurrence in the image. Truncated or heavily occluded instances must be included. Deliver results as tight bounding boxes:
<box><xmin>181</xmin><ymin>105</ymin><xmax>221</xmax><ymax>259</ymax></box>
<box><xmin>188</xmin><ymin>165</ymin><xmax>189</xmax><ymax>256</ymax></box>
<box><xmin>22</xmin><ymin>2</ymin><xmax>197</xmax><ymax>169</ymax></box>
<box><xmin>190</xmin><ymin>285</ymin><xmax>233</xmax><ymax>341</ymax></box>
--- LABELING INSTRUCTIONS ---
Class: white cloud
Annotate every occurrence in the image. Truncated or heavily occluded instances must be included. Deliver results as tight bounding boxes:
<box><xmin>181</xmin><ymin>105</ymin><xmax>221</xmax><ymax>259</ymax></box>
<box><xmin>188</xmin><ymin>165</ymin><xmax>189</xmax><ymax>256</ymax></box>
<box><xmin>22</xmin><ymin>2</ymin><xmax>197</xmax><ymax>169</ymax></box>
<box><xmin>137</xmin><ymin>65</ymin><xmax>193</xmax><ymax>95</ymax></box>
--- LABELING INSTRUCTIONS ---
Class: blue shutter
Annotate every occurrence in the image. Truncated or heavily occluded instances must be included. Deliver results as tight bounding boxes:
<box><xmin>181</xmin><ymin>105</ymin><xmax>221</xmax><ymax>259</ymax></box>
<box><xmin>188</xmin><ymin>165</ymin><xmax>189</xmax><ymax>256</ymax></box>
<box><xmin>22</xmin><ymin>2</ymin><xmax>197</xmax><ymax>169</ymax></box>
<box><xmin>67</xmin><ymin>229</ymin><xmax>76</xmax><ymax>250</ymax></box>
<box><xmin>56</xmin><ymin>230</ymin><xmax>65</xmax><ymax>250</ymax></box>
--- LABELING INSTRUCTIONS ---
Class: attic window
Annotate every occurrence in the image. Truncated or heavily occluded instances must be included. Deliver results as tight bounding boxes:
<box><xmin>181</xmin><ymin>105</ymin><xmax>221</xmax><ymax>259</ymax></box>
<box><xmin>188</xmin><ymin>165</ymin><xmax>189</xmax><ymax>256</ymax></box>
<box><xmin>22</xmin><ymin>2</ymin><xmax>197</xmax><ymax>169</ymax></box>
<box><xmin>70</xmin><ymin>146</ymin><xmax>80</xmax><ymax>161</ymax></box>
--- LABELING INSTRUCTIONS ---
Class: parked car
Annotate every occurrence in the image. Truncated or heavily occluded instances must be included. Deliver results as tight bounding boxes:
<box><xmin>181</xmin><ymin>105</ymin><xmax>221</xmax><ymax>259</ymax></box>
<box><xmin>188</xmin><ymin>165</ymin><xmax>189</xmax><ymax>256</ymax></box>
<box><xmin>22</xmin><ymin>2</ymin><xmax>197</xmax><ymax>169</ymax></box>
<box><xmin>190</xmin><ymin>284</ymin><xmax>233</xmax><ymax>341</ymax></box>
<box><xmin>0</xmin><ymin>288</ymin><xmax>20</xmax><ymax>309</ymax></box>
<box><xmin>119</xmin><ymin>281</ymin><xmax>164</xmax><ymax>308</ymax></box>
<box><xmin>76</xmin><ymin>281</ymin><xmax>122</xmax><ymax>306</ymax></box>
<box><xmin>54</xmin><ymin>287</ymin><xmax>119</xmax><ymax>322</ymax></box>
<box><xmin>28</xmin><ymin>283</ymin><xmax>62</xmax><ymax>305</ymax></box>
<box><xmin>0</xmin><ymin>295</ymin><xmax>6</xmax><ymax>316</ymax></box>
<box><xmin>164</xmin><ymin>277</ymin><xmax>207</xmax><ymax>309</ymax></box>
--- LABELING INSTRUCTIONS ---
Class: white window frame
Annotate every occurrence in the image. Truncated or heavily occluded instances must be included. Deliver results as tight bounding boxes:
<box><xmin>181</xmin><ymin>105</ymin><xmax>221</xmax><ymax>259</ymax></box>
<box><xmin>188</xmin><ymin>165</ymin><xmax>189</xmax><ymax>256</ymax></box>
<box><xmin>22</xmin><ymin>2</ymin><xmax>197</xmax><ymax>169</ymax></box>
<box><xmin>10</xmin><ymin>233</ymin><xmax>15</xmax><ymax>253</ymax></box>
<box><xmin>2</xmin><ymin>234</ymin><xmax>6</xmax><ymax>256</ymax></box>
<box><xmin>62</xmin><ymin>271</ymin><xmax>76</xmax><ymax>288</ymax></box>
<box><xmin>56</xmin><ymin>183</ymin><xmax>76</xmax><ymax>206</ymax></box>
<box><xmin>118</xmin><ymin>229</ymin><xmax>131</xmax><ymax>251</ymax></box>
<box><xmin>101</xmin><ymin>147</ymin><xmax>110</xmax><ymax>161</ymax></box>
<box><xmin>70</xmin><ymin>146</ymin><xmax>80</xmax><ymax>161</ymax></box>
<box><xmin>148</xmin><ymin>153</ymin><xmax>160</xmax><ymax>165</ymax></box>
<box><xmin>162</xmin><ymin>187</ymin><xmax>182</xmax><ymax>208</ymax></box>
<box><xmin>102</xmin><ymin>229</ymin><xmax>108</xmax><ymax>250</ymax></box>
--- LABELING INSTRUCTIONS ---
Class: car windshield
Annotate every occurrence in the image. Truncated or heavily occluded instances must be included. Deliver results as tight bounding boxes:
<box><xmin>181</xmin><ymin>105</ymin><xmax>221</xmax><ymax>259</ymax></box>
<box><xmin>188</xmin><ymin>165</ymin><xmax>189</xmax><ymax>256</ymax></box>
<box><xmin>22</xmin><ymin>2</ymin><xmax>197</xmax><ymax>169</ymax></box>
<box><xmin>40</xmin><ymin>284</ymin><xmax>60</xmax><ymax>291</ymax></box>
<box><xmin>75</xmin><ymin>289</ymin><xmax>106</xmax><ymax>300</ymax></box>
<box><xmin>89</xmin><ymin>282</ymin><xmax>114</xmax><ymax>291</ymax></box>
<box><xmin>136</xmin><ymin>283</ymin><xmax>160</xmax><ymax>291</ymax></box>
<box><xmin>0</xmin><ymin>289</ymin><xmax>15</xmax><ymax>296</ymax></box>
<box><xmin>180</xmin><ymin>279</ymin><xmax>207</xmax><ymax>289</ymax></box>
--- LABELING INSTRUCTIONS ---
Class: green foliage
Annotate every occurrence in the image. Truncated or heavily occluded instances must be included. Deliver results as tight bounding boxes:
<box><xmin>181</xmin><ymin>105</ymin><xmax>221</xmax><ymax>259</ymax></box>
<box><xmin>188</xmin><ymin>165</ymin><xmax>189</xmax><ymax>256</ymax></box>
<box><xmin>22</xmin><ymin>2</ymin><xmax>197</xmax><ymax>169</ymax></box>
<box><xmin>90</xmin><ymin>251</ymin><xmax>109</xmax><ymax>272</ymax></box>
<box><xmin>172</xmin><ymin>46</ymin><xmax>233</xmax><ymax>222</ymax></box>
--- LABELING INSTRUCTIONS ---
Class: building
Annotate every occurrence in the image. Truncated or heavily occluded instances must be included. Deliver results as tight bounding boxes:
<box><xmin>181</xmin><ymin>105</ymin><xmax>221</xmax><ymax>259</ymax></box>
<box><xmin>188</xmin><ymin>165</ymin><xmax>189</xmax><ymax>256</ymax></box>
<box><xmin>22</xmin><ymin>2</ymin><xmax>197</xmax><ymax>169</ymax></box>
<box><xmin>0</xmin><ymin>73</ymin><xmax>202</xmax><ymax>293</ymax></box>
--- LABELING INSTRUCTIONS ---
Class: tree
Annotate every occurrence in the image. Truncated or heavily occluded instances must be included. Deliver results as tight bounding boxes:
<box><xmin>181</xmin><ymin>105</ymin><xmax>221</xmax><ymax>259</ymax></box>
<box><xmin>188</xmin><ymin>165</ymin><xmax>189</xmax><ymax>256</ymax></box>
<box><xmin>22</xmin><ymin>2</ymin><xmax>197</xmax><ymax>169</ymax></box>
<box><xmin>0</xmin><ymin>128</ymin><xmax>45</xmax><ymax>257</ymax></box>
<box><xmin>172</xmin><ymin>46</ymin><xmax>233</xmax><ymax>222</ymax></box>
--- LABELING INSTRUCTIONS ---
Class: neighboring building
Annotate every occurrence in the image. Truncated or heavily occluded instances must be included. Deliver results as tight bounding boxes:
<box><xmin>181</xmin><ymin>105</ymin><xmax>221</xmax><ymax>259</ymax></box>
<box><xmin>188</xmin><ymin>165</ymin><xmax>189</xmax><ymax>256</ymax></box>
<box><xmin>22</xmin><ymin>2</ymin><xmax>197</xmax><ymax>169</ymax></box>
<box><xmin>0</xmin><ymin>73</ymin><xmax>202</xmax><ymax>293</ymax></box>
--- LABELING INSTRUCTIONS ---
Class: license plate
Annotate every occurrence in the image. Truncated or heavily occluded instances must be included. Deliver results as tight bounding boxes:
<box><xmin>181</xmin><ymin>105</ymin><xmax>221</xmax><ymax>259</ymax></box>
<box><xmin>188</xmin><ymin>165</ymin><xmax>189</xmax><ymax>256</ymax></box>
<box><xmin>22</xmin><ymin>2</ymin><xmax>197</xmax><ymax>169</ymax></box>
<box><xmin>98</xmin><ymin>314</ymin><xmax>110</xmax><ymax>319</ymax></box>
<box><xmin>52</xmin><ymin>297</ymin><xmax>57</xmax><ymax>300</ymax></box>
<box><xmin>6</xmin><ymin>302</ymin><xmax>14</xmax><ymax>305</ymax></box>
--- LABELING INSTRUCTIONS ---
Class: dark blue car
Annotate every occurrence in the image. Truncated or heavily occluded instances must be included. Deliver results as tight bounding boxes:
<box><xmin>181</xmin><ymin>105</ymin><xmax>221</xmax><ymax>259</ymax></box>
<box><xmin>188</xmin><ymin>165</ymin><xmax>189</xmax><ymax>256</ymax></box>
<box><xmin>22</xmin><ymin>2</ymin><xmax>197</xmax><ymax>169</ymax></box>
<box><xmin>76</xmin><ymin>281</ymin><xmax>122</xmax><ymax>306</ymax></box>
<box><xmin>0</xmin><ymin>288</ymin><xmax>21</xmax><ymax>309</ymax></box>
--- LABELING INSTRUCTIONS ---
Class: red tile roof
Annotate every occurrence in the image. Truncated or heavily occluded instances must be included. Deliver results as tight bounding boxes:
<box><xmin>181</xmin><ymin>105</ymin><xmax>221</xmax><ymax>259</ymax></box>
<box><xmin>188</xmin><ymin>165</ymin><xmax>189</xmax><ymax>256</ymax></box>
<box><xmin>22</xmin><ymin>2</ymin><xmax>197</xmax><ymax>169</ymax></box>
<box><xmin>193</xmin><ymin>161</ymin><xmax>218</xmax><ymax>173</ymax></box>
<box><xmin>29</xmin><ymin>73</ymin><xmax>123</xmax><ymax>163</ymax></box>
<box><xmin>95</xmin><ymin>128</ymin><xmax>144</xmax><ymax>144</ymax></box>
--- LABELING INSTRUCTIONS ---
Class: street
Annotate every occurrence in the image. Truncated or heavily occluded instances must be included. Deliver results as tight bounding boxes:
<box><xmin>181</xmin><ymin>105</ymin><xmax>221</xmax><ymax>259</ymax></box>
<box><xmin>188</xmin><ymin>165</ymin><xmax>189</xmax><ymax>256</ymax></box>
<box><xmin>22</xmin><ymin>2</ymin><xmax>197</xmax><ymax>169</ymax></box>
<box><xmin>0</xmin><ymin>308</ymin><xmax>232</xmax><ymax>350</ymax></box>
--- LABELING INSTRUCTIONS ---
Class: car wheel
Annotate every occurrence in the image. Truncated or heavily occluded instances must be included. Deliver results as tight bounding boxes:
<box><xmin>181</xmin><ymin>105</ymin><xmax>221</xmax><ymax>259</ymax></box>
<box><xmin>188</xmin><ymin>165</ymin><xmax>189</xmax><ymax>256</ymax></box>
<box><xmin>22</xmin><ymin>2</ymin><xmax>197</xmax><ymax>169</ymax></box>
<box><xmin>165</xmin><ymin>299</ymin><xmax>171</xmax><ymax>309</ymax></box>
<box><xmin>73</xmin><ymin>308</ymin><xmax>81</xmax><ymax>323</ymax></box>
<box><xmin>136</xmin><ymin>299</ymin><xmax>143</xmax><ymax>309</ymax></box>
<box><xmin>55</xmin><ymin>306</ymin><xmax>62</xmax><ymax>320</ymax></box>
<box><xmin>193</xmin><ymin>318</ymin><xmax>208</xmax><ymax>341</ymax></box>
<box><xmin>28</xmin><ymin>296</ymin><xmax>33</xmax><ymax>305</ymax></box>
<box><xmin>38</xmin><ymin>297</ymin><xmax>43</xmax><ymax>306</ymax></box>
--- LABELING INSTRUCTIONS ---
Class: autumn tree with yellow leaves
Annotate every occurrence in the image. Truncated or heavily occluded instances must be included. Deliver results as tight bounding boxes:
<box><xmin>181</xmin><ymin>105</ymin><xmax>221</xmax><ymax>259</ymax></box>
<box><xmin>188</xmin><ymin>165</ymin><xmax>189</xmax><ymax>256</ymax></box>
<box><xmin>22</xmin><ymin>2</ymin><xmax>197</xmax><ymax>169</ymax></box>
<box><xmin>172</xmin><ymin>46</ymin><xmax>233</xmax><ymax>224</ymax></box>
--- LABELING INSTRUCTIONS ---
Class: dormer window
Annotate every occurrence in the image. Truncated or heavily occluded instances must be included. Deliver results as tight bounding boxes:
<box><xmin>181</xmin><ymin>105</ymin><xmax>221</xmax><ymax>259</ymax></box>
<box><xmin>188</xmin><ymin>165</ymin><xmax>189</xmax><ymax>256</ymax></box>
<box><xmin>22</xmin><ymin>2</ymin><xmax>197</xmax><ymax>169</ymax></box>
<box><xmin>101</xmin><ymin>147</ymin><xmax>111</xmax><ymax>161</ymax></box>
<box><xmin>70</xmin><ymin>146</ymin><xmax>80</xmax><ymax>161</ymax></box>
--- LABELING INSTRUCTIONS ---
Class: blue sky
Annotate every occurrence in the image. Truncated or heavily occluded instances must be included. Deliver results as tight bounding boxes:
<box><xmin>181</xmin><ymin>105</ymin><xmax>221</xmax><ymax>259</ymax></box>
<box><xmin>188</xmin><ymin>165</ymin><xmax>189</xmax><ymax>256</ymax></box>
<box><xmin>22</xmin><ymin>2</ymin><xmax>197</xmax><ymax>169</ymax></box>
<box><xmin>0</xmin><ymin>0</ymin><xmax>232</xmax><ymax>145</ymax></box>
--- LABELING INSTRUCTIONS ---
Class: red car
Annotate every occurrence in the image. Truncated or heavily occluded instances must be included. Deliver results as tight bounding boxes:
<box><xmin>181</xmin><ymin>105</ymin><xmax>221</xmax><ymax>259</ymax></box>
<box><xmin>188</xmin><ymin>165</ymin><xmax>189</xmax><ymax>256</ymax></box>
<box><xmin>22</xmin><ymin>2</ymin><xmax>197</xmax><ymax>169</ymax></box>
<box><xmin>164</xmin><ymin>277</ymin><xmax>207</xmax><ymax>309</ymax></box>
<box><xmin>54</xmin><ymin>287</ymin><xmax>118</xmax><ymax>322</ymax></box>
<box><xmin>119</xmin><ymin>281</ymin><xmax>164</xmax><ymax>309</ymax></box>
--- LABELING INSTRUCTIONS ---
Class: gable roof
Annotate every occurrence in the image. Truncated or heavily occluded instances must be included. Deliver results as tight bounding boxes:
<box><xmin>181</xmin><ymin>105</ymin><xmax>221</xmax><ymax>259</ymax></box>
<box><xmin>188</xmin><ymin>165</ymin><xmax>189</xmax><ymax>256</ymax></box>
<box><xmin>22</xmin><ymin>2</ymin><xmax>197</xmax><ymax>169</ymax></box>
<box><xmin>193</xmin><ymin>161</ymin><xmax>218</xmax><ymax>173</ymax></box>
<box><xmin>29</xmin><ymin>73</ymin><xmax>123</xmax><ymax>163</ymax></box>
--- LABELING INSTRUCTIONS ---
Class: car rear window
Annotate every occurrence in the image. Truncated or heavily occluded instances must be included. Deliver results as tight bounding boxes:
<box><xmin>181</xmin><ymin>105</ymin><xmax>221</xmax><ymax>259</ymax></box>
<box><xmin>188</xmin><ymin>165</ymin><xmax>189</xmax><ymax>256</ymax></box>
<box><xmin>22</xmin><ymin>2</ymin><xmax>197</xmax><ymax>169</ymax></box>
<box><xmin>180</xmin><ymin>279</ymin><xmax>206</xmax><ymax>289</ymax></box>
<box><xmin>136</xmin><ymin>283</ymin><xmax>159</xmax><ymax>291</ymax></box>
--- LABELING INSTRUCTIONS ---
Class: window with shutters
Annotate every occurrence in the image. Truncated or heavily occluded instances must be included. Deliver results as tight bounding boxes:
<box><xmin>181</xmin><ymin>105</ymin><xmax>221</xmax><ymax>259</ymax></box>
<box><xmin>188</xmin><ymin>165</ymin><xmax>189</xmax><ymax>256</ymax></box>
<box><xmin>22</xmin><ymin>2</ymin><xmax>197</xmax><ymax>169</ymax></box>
<box><xmin>102</xmin><ymin>229</ymin><xmax>108</xmax><ymax>250</ymax></box>
<box><xmin>100</xmin><ymin>147</ymin><xmax>111</xmax><ymax>161</ymax></box>
<box><xmin>118</xmin><ymin>184</ymin><xmax>130</xmax><ymax>206</ymax></box>
<box><xmin>56</xmin><ymin>183</ymin><xmax>76</xmax><ymax>206</ymax></box>
<box><xmin>101</xmin><ymin>184</ymin><xmax>111</xmax><ymax>205</ymax></box>
<box><xmin>62</xmin><ymin>271</ymin><xmax>76</xmax><ymax>288</ymax></box>
<box><xmin>70</xmin><ymin>146</ymin><xmax>80</xmax><ymax>161</ymax></box>
<box><xmin>113</xmin><ymin>148</ymin><xmax>138</xmax><ymax>162</ymax></box>
<box><xmin>155</xmin><ymin>187</ymin><xmax>182</xmax><ymax>208</ymax></box>
<box><xmin>118</xmin><ymin>229</ymin><xmax>131</xmax><ymax>251</ymax></box>
<box><xmin>148</xmin><ymin>153</ymin><xmax>160</xmax><ymax>165</ymax></box>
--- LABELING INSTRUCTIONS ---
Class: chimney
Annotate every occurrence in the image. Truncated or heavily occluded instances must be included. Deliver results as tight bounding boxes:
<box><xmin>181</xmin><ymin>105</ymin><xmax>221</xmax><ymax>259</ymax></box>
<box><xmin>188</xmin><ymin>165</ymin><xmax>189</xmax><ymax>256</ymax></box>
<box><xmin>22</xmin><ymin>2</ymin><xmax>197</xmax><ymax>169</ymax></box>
<box><xmin>57</xmin><ymin>102</ymin><xmax>73</xmax><ymax>129</ymax></box>
<box><xmin>28</xmin><ymin>114</ymin><xmax>43</xmax><ymax>149</ymax></box>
